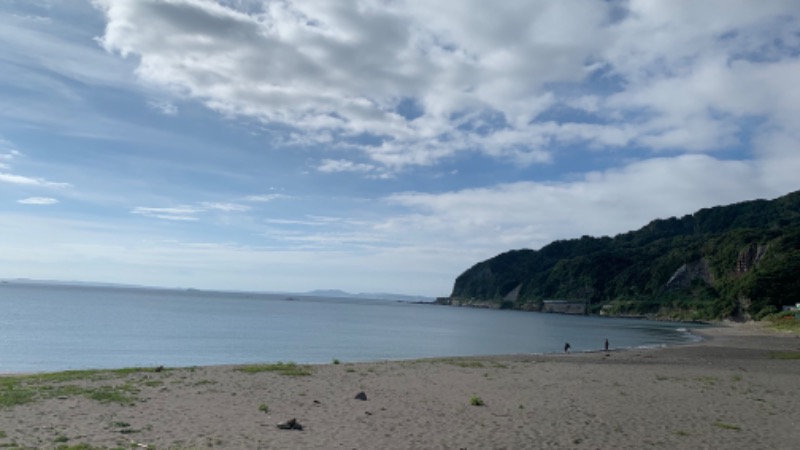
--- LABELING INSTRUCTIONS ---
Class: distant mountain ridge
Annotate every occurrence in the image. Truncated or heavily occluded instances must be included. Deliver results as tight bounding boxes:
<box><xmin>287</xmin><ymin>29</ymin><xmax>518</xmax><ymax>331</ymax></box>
<box><xmin>441</xmin><ymin>190</ymin><xmax>800</xmax><ymax>320</ymax></box>
<box><xmin>0</xmin><ymin>279</ymin><xmax>433</xmax><ymax>303</ymax></box>
<box><xmin>304</xmin><ymin>289</ymin><xmax>433</xmax><ymax>302</ymax></box>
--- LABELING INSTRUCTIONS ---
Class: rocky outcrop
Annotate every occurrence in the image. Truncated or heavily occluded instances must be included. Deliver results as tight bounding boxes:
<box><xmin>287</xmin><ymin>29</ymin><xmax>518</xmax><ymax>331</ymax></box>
<box><xmin>665</xmin><ymin>259</ymin><xmax>712</xmax><ymax>291</ymax></box>
<box><xmin>736</xmin><ymin>244</ymin><xmax>767</xmax><ymax>274</ymax></box>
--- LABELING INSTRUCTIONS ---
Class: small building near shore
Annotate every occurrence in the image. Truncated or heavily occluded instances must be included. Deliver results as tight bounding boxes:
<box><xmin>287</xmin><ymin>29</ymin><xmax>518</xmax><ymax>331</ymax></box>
<box><xmin>542</xmin><ymin>300</ymin><xmax>587</xmax><ymax>315</ymax></box>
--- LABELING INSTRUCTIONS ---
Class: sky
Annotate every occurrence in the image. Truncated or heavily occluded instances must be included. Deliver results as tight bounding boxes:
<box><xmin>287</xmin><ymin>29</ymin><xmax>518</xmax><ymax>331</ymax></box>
<box><xmin>1</xmin><ymin>0</ymin><xmax>799</xmax><ymax>297</ymax></box>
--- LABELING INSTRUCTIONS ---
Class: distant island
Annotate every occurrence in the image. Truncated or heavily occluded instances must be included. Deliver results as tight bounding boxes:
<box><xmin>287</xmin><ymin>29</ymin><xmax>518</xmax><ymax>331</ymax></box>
<box><xmin>438</xmin><ymin>190</ymin><xmax>800</xmax><ymax>321</ymax></box>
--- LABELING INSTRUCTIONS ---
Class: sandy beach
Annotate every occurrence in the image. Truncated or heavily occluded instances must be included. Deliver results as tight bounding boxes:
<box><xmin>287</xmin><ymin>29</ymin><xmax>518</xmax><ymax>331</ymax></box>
<box><xmin>1</xmin><ymin>323</ymin><xmax>798</xmax><ymax>449</ymax></box>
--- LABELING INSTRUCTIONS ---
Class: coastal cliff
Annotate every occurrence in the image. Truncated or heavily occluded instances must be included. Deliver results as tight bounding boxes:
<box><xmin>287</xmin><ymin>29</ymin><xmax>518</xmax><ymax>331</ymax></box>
<box><xmin>443</xmin><ymin>190</ymin><xmax>800</xmax><ymax>321</ymax></box>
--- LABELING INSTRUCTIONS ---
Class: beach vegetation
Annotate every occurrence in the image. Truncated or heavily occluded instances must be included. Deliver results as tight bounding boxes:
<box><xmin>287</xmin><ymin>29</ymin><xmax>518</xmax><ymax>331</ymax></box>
<box><xmin>765</xmin><ymin>311</ymin><xmax>800</xmax><ymax>333</ymax></box>
<box><xmin>54</xmin><ymin>435</ymin><xmax>69</xmax><ymax>443</ymax></box>
<box><xmin>86</xmin><ymin>385</ymin><xmax>138</xmax><ymax>405</ymax></box>
<box><xmin>769</xmin><ymin>351</ymin><xmax>800</xmax><ymax>360</ymax></box>
<box><xmin>0</xmin><ymin>368</ymin><xmax>155</xmax><ymax>408</ymax></box>
<box><xmin>423</xmin><ymin>358</ymin><xmax>485</xmax><ymax>368</ymax></box>
<box><xmin>235</xmin><ymin>362</ymin><xmax>312</xmax><ymax>376</ymax></box>
<box><xmin>469</xmin><ymin>394</ymin><xmax>484</xmax><ymax>406</ymax></box>
<box><xmin>54</xmin><ymin>445</ymin><xmax>106</xmax><ymax>450</ymax></box>
<box><xmin>713</xmin><ymin>421</ymin><xmax>741</xmax><ymax>431</ymax></box>
<box><xmin>332</xmin><ymin>358</ymin><xmax>340</xmax><ymax>364</ymax></box>
<box><xmin>259</xmin><ymin>403</ymin><xmax>269</xmax><ymax>413</ymax></box>
<box><xmin>673</xmin><ymin>430</ymin><xmax>690</xmax><ymax>436</ymax></box>
<box><xmin>695</xmin><ymin>376</ymin><xmax>719</xmax><ymax>386</ymax></box>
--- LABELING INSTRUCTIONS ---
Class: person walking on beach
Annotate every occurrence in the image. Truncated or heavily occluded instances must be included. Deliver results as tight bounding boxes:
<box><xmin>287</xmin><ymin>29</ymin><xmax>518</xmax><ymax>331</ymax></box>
<box><xmin>604</xmin><ymin>338</ymin><xmax>609</xmax><ymax>352</ymax></box>
<box><xmin>564</xmin><ymin>342</ymin><xmax>571</xmax><ymax>354</ymax></box>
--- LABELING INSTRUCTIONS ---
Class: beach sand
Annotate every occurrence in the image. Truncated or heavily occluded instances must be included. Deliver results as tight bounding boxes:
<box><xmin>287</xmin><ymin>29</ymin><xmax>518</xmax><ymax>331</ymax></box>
<box><xmin>1</xmin><ymin>323</ymin><xmax>798</xmax><ymax>449</ymax></box>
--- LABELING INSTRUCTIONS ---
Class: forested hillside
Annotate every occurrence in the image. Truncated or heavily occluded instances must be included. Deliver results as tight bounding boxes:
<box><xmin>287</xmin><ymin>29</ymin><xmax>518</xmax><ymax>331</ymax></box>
<box><xmin>444</xmin><ymin>190</ymin><xmax>800</xmax><ymax>320</ymax></box>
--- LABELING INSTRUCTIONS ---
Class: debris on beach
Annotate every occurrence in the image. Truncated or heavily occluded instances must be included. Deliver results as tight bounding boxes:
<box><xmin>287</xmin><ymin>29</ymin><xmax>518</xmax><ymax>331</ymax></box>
<box><xmin>354</xmin><ymin>391</ymin><xmax>367</xmax><ymax>401</ymax></box>
<box><xmin>277</xmin><ymin>418</ymin><xmax>303</xmax><ymax>430</ymax></box>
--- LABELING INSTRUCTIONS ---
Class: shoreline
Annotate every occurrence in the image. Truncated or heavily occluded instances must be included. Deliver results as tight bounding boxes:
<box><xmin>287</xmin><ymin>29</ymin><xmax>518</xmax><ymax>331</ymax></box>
<box><xmin>1</xmin><ymin>323</ymin><xmax>798</xmax><ymax>449</ymax></box>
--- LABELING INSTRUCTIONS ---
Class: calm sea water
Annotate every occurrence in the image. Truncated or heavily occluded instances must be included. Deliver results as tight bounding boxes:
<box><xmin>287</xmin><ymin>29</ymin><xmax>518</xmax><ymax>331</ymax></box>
<box><xmin>0</xmin><ymin>283</ymin><xmax>703</xmax><ymax>373</ymax></box>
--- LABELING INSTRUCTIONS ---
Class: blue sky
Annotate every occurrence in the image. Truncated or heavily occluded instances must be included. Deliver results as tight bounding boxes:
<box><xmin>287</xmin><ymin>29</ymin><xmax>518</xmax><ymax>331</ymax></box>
<box><xmin>1</xmin><ymin>0</ymin><xmax>799</xmax><ymax>297</ymax></box>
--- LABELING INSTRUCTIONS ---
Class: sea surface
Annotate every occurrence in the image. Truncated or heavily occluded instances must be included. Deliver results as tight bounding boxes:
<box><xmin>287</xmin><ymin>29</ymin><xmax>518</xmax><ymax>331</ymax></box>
<box><xmin>0</xmin><ymin>283</ymin><xmax>704</xmax><ymax>373</ymax></box>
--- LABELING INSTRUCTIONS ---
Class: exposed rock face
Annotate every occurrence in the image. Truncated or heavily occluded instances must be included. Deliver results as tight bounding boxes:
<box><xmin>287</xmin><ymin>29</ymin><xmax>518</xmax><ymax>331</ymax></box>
<box><xmin>665</xmin><ymin>259</ymin><xmax>712</xmax><ymax>291</ymax></box>
<box><xmin>503</xmin><ymin>283</ymin><xmax>522</xmax><ymax>302</ymax></box>
<box><xmin>736</xmin><ymin>244</ymin><xmax>768</xmax><ymax>274</ymax></box>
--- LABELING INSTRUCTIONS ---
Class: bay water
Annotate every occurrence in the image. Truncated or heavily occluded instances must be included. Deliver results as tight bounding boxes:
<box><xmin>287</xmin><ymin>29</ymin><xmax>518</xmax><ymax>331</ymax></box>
<box><xmin>0</xmin><ymin>283</ymin><xmax>702</xmax><ymax>373</ymax></box>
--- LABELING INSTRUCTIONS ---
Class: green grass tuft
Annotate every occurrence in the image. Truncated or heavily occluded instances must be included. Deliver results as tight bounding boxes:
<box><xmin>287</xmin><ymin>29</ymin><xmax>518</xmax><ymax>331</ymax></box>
<box><xmin>235</xmin><ymin>362</ymin><xmax>312</xmax><ymax>376</ymax></box>
<box><xmin>765</xmin><ymin>312</ymin><xmax>800</xmax><ymax>333</ymax></box>
<box><xmin>769</xmin><ymin>351</ymin><xmax>800</xmax><ymax>360</ymax></box>
<box><xmin>713</xmin><ymin>421</ymin><xmax>741</xmax><ymax>431</ymax></box>
<box><xmin>0</xmin><ymin>369</ymin><xmax>149</xmax><ymax>409</ymax></box>
<box><xmin>450</xmin><ymin>360</ymin><xmax>484</xmax><ymax>368</ymax></box>
<box><xmin>469</xmin><ymin>394</ymin><xmax>484</xmax><ymax>406</ymax></box>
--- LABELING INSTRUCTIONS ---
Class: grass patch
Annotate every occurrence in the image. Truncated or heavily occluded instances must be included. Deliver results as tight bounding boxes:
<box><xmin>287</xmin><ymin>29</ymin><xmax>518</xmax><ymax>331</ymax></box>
<box><xmin>713</xmin><ymin>421</ymin><xmax>741</xmax><ymax>431</ymax></box>
<box><xmin>694</xmin><ymin>376</ymin><xmax>719</xmax><ymax>386</ymax></box>
<box><xmin>469</xmin><ymin>394</ymin><xmax>484</xmax><ymax>406</ymax></box>
<box><xmin>423</xmin><ymin>358</ymin><xmax>485</xmax><ymax>368</ymax></box>
<box><xmin>765</xmin><ymin>312</ymin><xmax>800</xmax><ymax>333</ymax></box>
<box><xmin>332</xmin><ymin>358</ymin><xmax>340</xmax><ymax>365</ymax></box>
<box><xmin>87</xmin><ymin>385</ymin><xmax>138</xmax><ymax>405</ymax></box>
<box><xmin>0</xmin><ymin>368</ymin><xmax>158</xmax><ymax>408</ymax></box>
<box><xmin>259</xmin><ymin>403</ymin><xmax>269</xmax><ymax>414</ymax></box>
<box><xmin>235</xmin><ymin>362</ymin><xmax>312</xmax><ymax>376</ymax></box>
<box><xmin>769</xmin><ymin>351</ymin><xmax>800</xmax><ymax>360</ymax></box>
<box><xmin>55</xmin><ymin>445</ymin><xmax>106</xmax><ymax>450</ymax></box>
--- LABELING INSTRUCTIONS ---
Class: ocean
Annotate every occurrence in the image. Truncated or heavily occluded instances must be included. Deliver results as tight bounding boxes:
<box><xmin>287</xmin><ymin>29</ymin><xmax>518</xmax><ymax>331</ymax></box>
<box><xmin>0</xmin><ymin>282</ymin><xmax>703</xmax><ymax>373</ymax></box>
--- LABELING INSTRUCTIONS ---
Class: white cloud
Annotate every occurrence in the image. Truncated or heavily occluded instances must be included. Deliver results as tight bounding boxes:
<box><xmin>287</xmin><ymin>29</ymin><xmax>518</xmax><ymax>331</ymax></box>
<box><xmin>243</xmin><ymin>193</ymin><xmax>287</xmax><ymax>202</ymax></box>
<box><xmin>200</xmin><ymin>202</ymin><xmax>251</xmax><ymax>212</ymax></box>
<box><xmin>317</xmin><ymin>159</ymin><xmax>376</xmax><ymax>174</ymax></box>
<box><xmin>18</xmin><ymin>197</ymin><xmax>59</xmax><ymax>205</ymax></box>
<box><xmin>131</xmin><ymin>206</ymin><xmax>201</xmax><ymax>221</ymax></box>
<box><xmin>148</xmin><ymin>99</ymin><xmax>178</xmax><ymax>115</ymax></box>
<box><xmin>132</xmin><ymin>200</ymin><xmax>255</xmax><ymax>221</ymax></box>
<box><xmin>383</xmin><ymin>154</ymin><xmax>782</xmax><ymax>253</ymax></box>
<box><xmin>89</xmin><ymin>0</ymin><xmax>800</xmax><ymax>176</ymax></box>
<box><xmin>0</xmin><ymin>172</ymin><xmax>71</xmax><ymax>188</ymax></box>
<box><xmin>0</xmin><ymin>149</ymin><xmax>21</xmax><ymax>160</ymax></box>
